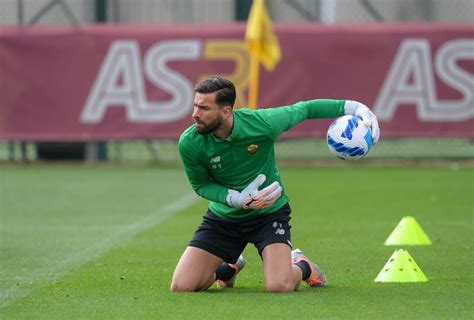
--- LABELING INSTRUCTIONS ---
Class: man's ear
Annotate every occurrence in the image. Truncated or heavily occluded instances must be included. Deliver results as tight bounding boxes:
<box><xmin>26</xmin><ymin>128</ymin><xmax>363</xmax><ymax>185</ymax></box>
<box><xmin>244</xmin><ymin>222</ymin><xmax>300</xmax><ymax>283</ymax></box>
<box><xmin>222</xmin><ymin>106</ymin><xmax>233</xmax><ymax>119</ymax></box>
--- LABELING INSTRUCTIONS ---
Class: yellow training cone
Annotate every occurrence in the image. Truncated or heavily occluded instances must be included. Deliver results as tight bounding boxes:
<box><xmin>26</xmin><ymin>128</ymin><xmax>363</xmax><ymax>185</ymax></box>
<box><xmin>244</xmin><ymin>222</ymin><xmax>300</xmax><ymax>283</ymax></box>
<box><xmin>375</xmin><ymin>249</ymin><xmax>428</xmax><ymax>282</ymax></box>
<box><xmin>384</xmin><ymin>216</ymin><xmax>432</xmax><ymax>246</ymax></box>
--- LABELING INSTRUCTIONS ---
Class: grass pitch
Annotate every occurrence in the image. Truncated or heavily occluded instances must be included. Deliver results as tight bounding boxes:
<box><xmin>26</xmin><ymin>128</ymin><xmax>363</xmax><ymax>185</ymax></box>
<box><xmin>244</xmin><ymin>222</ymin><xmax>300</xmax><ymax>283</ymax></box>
<box><xmin>1</xmin><ymin>164</ymin><xmax>472</xmax><ymax>319</ymax></box>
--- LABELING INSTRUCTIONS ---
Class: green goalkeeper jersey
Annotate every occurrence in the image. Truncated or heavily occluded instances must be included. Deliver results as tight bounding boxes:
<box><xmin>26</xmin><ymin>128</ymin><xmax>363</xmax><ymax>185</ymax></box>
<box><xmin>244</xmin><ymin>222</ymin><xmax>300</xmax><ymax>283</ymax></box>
<box><xmin>178</xmin><ymin>99</ymin><xmax>345</xmax><ymax>220</ymax></box>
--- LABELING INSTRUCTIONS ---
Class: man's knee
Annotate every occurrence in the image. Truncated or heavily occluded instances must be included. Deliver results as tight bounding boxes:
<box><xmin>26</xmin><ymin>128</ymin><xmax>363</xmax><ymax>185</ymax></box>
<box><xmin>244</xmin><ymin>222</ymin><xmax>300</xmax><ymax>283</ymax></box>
<box><xmin>170</xmin><ymin>271</ymin><xmax>216</xmax><ymax>292</ymax></box>
<box><xmin>265</xmin><ymin>278</ymin><xmax>295</xmax><ymax>293</ymax></box>
<box><xmin>170</xmin><ymin>246</ymin><xmax>222</xmax><ymax>292</ymax></box>
<box><xmin>170</xmin><ymin>278</ymin><xmax>199</xmax><ymax>292</ymax></box>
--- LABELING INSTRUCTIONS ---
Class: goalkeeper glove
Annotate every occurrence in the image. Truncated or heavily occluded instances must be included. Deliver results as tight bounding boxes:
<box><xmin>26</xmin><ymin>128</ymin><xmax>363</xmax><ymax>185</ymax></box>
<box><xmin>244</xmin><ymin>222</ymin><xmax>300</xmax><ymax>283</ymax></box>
<box><xmin>344</xmin><ymin>100</ymin><xmax>380</xmax><ymax>144</ymax></box>
<box><xmin>226</xmin><ymin>174</ymin><xmax>282</xmax><ymax>210</ymax></box>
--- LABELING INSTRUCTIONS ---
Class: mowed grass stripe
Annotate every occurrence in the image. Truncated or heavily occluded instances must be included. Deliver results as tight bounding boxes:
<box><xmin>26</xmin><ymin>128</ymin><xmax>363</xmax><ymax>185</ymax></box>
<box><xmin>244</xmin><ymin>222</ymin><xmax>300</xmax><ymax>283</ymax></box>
<box><xmin>0</xmin><ymin>166</ymin><xmax>197</xmax><ymax>308</ymax></box>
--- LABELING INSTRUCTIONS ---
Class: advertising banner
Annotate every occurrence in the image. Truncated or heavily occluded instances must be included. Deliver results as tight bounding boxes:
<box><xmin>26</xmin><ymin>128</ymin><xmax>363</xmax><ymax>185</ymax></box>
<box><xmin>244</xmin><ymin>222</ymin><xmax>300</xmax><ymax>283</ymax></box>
<box><xmin>0</xmin><ymin>23</ymin><xmax>472</xmax><ymax>140</ymax></box>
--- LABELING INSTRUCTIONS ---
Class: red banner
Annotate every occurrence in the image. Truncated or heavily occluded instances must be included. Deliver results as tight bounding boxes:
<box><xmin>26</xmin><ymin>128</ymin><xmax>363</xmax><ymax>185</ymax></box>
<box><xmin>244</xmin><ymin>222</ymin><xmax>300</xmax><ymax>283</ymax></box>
<box><xmin>0</xmin><ymin>23</ymin><xmax>472</xmax><ymax>141</ymax></box>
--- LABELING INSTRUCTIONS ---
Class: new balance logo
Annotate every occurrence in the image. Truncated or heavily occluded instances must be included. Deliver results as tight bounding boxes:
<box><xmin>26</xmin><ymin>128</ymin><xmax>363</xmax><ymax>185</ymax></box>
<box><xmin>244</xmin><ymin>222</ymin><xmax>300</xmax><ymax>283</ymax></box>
<box><xmin>273</xmin><ymin>221</ymin><xmax>285</xmax><ymax>235</ymax></box>
<box><xmin>275</xmin><ymin>228</ymin><xmax>285</xmax><ymax>235</ymax></box>
<box><xmin>210</xmin><ymin>156</ymin><xmax>221</xmax><ymax>163</ymax></box>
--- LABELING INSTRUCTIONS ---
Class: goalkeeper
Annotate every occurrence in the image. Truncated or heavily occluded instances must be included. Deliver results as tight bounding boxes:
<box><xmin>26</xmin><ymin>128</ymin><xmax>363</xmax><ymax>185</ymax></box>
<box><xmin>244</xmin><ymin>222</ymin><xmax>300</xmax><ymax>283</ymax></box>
<box><xmin>171</xmin><ymin>76</ymin><xmax>379</xmax><ymax>292</ymax></box>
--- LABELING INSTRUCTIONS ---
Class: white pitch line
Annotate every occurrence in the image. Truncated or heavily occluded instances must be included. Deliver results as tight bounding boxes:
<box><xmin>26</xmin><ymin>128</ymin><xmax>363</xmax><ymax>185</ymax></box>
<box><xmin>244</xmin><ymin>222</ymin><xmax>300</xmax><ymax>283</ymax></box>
<box><xmin>0</xmin><ymin>193</ymin><xmax>198</xmax><ymax>309</ymax></box>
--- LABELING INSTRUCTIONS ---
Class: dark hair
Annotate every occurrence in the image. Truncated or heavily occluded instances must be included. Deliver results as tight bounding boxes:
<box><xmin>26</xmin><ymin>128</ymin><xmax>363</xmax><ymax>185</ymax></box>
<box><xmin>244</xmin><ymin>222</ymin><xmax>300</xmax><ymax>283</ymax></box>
<box><xmin>194</xmin><ymin>76</ymin><xmax>236</xmax><ymax>108</ymax></box>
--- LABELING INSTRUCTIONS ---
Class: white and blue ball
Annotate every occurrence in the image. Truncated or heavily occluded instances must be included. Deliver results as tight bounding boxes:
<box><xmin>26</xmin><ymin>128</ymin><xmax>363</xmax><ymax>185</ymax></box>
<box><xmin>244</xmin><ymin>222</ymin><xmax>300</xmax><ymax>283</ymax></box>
<box><xmin>327</xmin><ymin>115</ymin><xmax>373</xmax><ymax>160</ymax></box>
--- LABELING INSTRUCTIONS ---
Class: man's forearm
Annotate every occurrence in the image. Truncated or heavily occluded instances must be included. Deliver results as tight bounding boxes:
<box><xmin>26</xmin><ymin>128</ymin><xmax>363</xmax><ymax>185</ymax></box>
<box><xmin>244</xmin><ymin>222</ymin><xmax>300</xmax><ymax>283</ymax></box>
<box><xmin>192</xmin><ymin>181</ymin><xmax>229</xmax><ymax>204</ymax></box>
<box><xmin>306</xmin><ymin>99</ymin><xmax>345</xmax><ymax>119</ymax></box>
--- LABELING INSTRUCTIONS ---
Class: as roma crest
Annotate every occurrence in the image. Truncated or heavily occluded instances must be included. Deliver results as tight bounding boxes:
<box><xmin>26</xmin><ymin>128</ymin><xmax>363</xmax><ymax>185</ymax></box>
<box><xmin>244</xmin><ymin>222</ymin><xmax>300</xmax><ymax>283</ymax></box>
<box><xmin>247</xmin><ymin>144</ymin><xmax>259</xmax><ymax>154</ymax></box>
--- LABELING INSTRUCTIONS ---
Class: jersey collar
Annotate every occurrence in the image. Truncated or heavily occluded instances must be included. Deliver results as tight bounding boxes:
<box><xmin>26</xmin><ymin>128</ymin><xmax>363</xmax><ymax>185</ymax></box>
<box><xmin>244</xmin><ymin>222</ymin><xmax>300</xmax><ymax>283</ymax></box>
<box><xmin>211</xmin><ymin>111</ymin><xmax>240</xmax><ymax>142</ymax></box>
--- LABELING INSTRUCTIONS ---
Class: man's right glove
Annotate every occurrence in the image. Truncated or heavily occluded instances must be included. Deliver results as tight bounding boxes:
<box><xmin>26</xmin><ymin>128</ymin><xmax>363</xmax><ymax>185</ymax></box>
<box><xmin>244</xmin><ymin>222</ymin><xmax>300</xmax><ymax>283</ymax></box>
<box><xmin>226</xmin><ymin>174</ymin><xmax>282</xmax><ymax>209</ymax></box>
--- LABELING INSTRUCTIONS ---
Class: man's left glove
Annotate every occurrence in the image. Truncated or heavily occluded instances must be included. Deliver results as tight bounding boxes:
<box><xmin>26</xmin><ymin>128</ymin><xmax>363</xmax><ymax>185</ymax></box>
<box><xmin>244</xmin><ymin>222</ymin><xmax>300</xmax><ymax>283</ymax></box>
<box><xmin>344</xmin><ymin>100</ymin><xmax>380</xmax><ymax>144</ymax></box>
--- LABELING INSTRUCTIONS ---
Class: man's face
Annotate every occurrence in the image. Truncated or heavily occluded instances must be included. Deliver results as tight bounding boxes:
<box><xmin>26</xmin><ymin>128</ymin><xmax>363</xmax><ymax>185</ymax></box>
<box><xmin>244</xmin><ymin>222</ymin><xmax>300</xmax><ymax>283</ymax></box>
<box><xmin>192</xmin><ymin>92</ymin><xmax>226</xmax><ymax>135</ymax></box>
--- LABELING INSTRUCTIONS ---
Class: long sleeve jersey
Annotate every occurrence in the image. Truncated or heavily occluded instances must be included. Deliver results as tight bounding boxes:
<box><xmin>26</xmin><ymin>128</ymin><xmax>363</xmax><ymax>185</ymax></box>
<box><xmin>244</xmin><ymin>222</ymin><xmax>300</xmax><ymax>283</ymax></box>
<box><xmin>178</xmin><ymin>99</ymin><xmax>345</xmax><ymax>220</ymax></box>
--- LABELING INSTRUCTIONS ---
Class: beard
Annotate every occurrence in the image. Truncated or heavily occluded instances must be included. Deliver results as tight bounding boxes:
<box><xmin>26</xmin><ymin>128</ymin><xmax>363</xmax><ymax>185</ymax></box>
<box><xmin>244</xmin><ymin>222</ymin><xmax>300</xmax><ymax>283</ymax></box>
<box><xmin>195</xmin><ymin>117</ymin><xmax>222</xmax><ymax>135</ymax></box>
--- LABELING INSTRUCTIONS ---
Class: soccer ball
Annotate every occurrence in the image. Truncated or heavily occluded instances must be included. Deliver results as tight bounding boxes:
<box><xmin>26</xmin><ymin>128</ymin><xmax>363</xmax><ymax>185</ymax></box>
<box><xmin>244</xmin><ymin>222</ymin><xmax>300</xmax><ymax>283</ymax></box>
<box><xmin>326</xmin><ymin>115</ymin><xmax>373</xmax><ymax>160</ymax></box>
